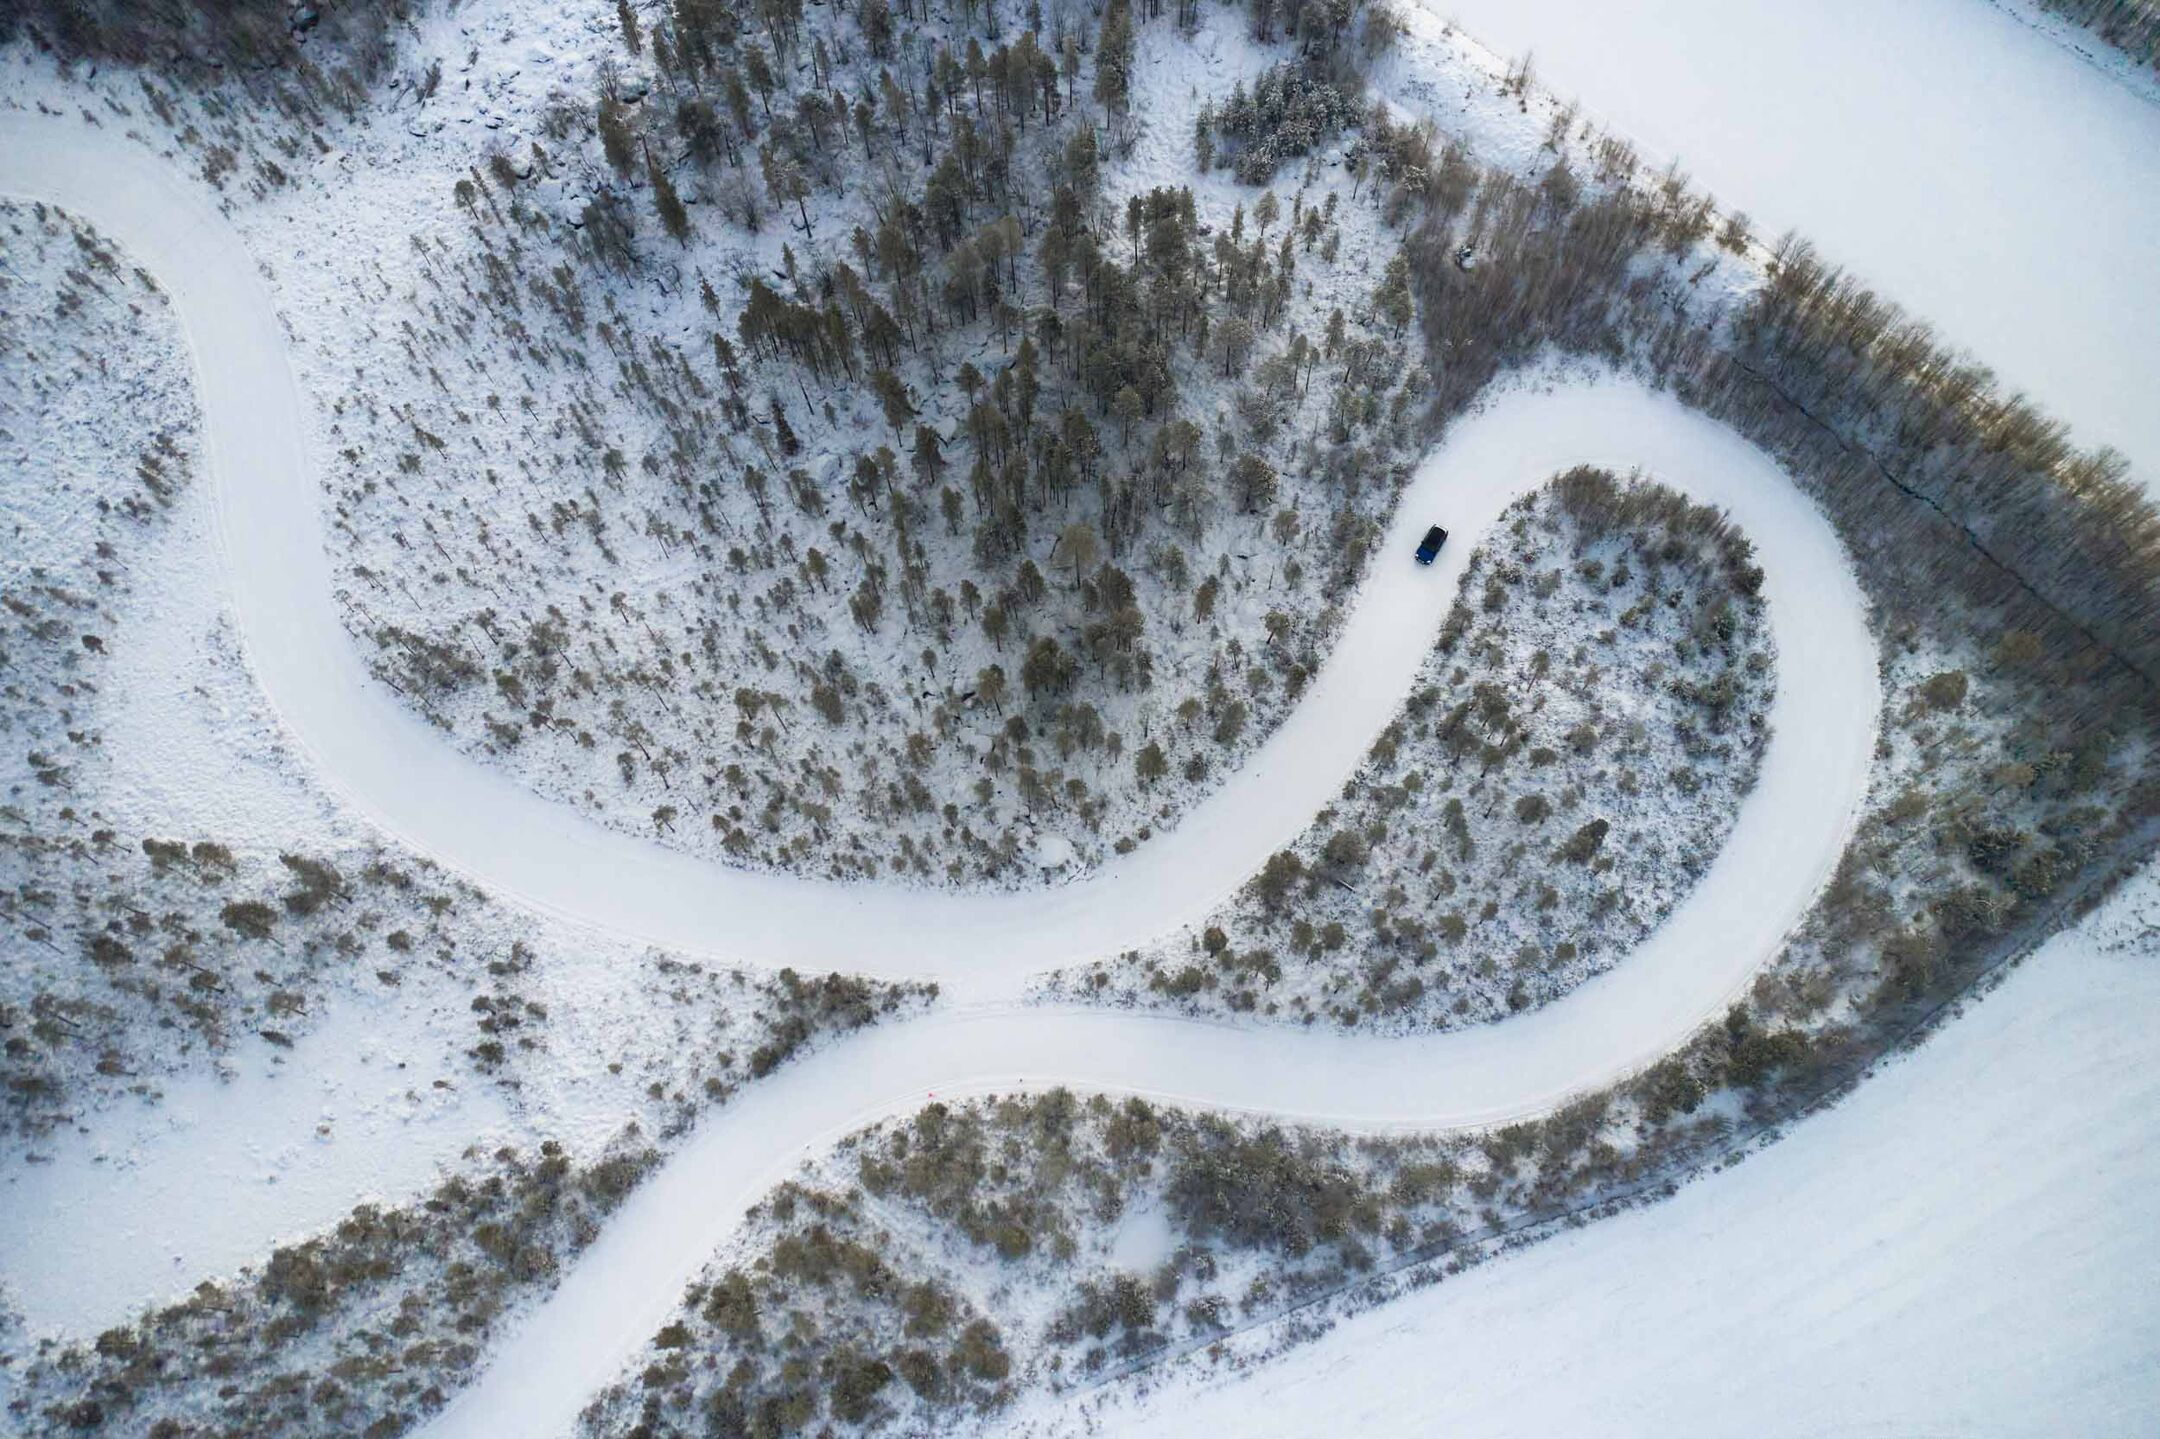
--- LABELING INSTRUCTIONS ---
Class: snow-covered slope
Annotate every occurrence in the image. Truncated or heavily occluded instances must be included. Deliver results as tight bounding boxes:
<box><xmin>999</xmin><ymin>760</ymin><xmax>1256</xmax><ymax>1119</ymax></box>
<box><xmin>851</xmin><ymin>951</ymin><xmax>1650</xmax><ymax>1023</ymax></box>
<box><xmin>1420</xmin><ymin>0</ymin><xmax>2160</xmax><ymax>481</ymax></box>
<box><xmin>1069</xmin><ymin>859</ymin><xmax>2160</xmax><ymax>1438</ymax></box>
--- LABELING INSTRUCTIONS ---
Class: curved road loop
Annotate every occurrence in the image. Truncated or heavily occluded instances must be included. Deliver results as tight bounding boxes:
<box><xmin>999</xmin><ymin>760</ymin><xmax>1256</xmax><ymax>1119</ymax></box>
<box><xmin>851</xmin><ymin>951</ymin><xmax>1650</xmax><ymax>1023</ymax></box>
<box><xmin>1</xmin><ymin>112</ymin><xmax>1878</xmax><ymax>1435</ymax></box>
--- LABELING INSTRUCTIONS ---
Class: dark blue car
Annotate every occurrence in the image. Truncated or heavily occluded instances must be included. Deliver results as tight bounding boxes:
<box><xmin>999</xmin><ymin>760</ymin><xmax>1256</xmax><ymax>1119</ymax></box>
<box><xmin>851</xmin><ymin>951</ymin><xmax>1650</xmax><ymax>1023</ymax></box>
<box><xmin>1414</xmin><ymin>525</ymin><xmax>1449</xmax><ymax>565</ymax></box>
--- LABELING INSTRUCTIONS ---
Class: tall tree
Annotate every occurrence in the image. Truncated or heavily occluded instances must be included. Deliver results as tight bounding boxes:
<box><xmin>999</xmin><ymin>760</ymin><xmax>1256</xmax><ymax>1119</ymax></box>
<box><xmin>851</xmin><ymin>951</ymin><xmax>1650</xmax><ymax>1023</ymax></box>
<box><xmin>1094</xmin><ymin>0</ymin><xmax>1135</xmax><ymax>114</ymax></box>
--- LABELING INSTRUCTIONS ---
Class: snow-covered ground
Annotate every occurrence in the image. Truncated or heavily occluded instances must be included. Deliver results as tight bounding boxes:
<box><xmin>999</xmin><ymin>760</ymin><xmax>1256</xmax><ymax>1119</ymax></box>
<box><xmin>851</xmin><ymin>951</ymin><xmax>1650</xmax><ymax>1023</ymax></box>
<box><xmin>1059</xmin><ymin>858</ymin><xmax>2160</xmax><ymax>1438</ymax></box>
<box><xmin>1418</xmin><ymin>0</ymin><xmax>2160</xmax><ymax>481</ymax></box>
<box><xmin>6</xmin><ymin>102</ymin><xmax>1887</xmax><ymax>1423</ymax></box>
<box><xmin>0</xmin><ymin>115</ymin><xmax>1877</xmax><ymax>1002</ymax></box>
<box><xmin>0</xmin><ymin>188</ymin><xmax>916</xmax><ymax>1342</ymax></box>
<box><xmin>2</xmin><ymin>0</ymin><xmax>2152</xmax><ymax>1431</ymax></box>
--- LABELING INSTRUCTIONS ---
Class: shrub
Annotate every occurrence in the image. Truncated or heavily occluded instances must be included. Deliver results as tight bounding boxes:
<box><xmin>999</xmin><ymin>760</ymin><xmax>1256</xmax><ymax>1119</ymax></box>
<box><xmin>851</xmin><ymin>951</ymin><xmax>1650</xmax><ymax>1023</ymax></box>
<box><xmin>1920</xmin><ymin>670</ymin><xmax>1969</xmax><ymax>710</ymax></box>
<box><xmin>1555</xmin><ymin>818</ymin><xmax>1610</xmax><ymax>863</ymax></box>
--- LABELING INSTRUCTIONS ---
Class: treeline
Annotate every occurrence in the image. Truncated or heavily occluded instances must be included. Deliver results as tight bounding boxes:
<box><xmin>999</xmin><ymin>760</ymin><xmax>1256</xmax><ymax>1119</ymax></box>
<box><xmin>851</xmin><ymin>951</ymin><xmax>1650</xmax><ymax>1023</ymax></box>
<box><xmin>1391</xmin><ymin>137</ymin><xmax>2160</xmax><ymax>701</ymax></box>
<box><xmin>3</xmin><ymin>0</ymin><xmax>405</xmax><ymax>74</ymax></box>
<box><xmin>1729</xmin><ymin>235</ymin><xmax>2159</xmax><ymax>678</ymax></box>
<box><xmin>2040</xmin><ymin>0</ymin><xmax>2160</xmax><ymax>69</ymax></box>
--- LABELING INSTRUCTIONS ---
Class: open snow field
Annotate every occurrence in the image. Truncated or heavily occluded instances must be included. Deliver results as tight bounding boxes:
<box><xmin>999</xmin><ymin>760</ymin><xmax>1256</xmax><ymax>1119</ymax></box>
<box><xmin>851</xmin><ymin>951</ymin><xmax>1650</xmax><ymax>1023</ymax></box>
<box><xmin>1064</xmin><ymin>859</ymin><xmax>2160</xmax><ymax>1439</ymax></box>
<box><xmin>1420</xmin><ymin>0</ymin><xmax>2160</xmax><ymax>481</ymax></box>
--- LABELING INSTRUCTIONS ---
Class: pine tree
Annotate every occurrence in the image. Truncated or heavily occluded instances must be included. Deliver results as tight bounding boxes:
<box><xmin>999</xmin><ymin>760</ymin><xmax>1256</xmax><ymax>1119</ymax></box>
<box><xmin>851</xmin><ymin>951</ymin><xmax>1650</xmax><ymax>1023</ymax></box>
<box><xmin>649</xmin><ymin>153</ymin><xmax>692</xmax><ymax>243</ymax></box>
<box><xmin>1094</xmin><ymin>0</ymin><xmax>1134</xmax><ymax>114</ymax></box>
<box><xmin>771</xmin><ymin>400</ymin><xmax>801</xmax><ymax>457</ymax></box>
<box><xmin>597</xmin><ymin>97</ymin><xmax>638</xmax><ymax>176</ymax></box>
<box><xmin>1135</xmin><ymin>740</ymin><xmax>1168</xmax><ymax>783</ymax></box>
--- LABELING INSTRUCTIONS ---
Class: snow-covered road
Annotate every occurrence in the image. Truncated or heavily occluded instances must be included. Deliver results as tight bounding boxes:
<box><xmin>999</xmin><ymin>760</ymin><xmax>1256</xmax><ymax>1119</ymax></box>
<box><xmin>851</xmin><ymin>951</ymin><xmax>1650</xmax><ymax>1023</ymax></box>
<box><xmin>0</xmin><ymin>111</ymin><xmax>1882</xmax><ymax>1428</ymax></box>
<box><xmin>0</xmin><ymin>114</ymin><xmax>1876</xmax><ymax>1004</ymax></box>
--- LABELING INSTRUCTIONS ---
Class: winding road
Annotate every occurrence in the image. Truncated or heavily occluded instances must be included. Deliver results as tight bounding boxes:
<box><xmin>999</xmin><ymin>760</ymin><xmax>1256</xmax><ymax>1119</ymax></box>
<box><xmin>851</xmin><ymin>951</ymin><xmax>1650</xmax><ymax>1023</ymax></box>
<box><xmin>1</xmin><ymin>110</ymin><xmax>1879</xmax><ymax>1435</ymax></box>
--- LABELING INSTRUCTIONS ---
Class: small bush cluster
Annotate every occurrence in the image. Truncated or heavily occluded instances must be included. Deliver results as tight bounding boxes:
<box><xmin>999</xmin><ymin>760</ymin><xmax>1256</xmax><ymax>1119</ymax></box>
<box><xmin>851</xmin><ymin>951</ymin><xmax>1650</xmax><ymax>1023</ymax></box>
<box><xmin>1201</xmin><ymin>62</ymin><xmax>1360</xmax><ymax>183</ymax></box>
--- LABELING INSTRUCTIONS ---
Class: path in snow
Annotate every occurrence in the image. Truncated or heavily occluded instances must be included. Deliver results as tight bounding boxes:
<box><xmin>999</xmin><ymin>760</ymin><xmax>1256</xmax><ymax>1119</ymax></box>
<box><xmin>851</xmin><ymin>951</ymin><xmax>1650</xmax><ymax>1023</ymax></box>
<box><xmin>0</xmin><ymin>108</ymin><xmax>1882</xmax><ymax>1429</ymax></box>
<box><xmin>1077</xmin><ymin>862</ymin><xmax>2160</xmax><ymax>1439</ymax></box>
<box><xmin>1421</xmin><ymin>0</ymin><xmax>2160</xmax><ymax>483</ymax></box>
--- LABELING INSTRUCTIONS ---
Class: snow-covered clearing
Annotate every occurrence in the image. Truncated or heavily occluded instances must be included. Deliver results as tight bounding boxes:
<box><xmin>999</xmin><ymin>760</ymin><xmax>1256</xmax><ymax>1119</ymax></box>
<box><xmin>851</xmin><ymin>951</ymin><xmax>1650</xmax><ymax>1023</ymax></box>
<box><xmin>1056</xmin><ymin>858</ymin><xmax>2160</xmax><ymax>1439</ymax></box>
<box><xmin>1415</xmin><ymin>0</ymin><xmax>2160</xmax><ymax>480</ymax></box>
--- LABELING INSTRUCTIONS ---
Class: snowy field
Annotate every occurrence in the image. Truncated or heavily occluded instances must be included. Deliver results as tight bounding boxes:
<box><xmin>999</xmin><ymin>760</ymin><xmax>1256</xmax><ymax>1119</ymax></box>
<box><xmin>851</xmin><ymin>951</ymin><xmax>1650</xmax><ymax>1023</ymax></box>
<box><xmin>1059</xmin><ymin>859</ymin><xmax>2160</xmax><ymax>1438</ymax></box>
<box><xmin>1421</xmin><ymin>0</ymin><xmax>2160</xmax><ymax>481</ymax></box>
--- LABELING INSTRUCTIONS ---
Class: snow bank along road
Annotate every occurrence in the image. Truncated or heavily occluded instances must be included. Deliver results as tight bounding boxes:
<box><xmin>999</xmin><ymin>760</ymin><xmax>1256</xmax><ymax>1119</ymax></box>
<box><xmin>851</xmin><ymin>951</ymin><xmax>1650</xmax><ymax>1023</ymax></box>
<box><xmin>2</xmin><ymin>112</ymin><xmax>1878</xmax><ymax>1428</ymax></box>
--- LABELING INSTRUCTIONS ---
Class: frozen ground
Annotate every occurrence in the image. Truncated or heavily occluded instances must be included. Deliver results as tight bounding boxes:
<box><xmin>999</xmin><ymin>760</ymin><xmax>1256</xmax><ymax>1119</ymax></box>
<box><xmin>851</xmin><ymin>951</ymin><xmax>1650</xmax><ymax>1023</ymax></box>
<box><xmin>1420</xmin><ymin>0</ymin><xmax>2160</xmax><ymax>481</ymax></box>
<box><xmin>1053</xmin><ymin>858</ymin><xmax>2160</xmax><ymax>1439</ymax></box>
<box><xmin>0</xmin><ymin>115</ymin><xmax>1876</xmax><ymax>1002</ymax></box>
